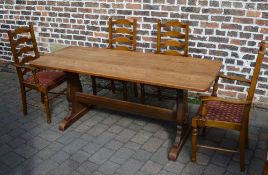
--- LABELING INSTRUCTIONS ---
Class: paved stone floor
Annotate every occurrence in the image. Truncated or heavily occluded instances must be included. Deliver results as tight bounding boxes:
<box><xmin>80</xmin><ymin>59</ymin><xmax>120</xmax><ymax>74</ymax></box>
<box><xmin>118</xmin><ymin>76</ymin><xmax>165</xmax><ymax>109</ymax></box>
<box><xmin>0</xmin><ymin>71</ymin><xmax>267</xmax><ymax>175</ymax></box>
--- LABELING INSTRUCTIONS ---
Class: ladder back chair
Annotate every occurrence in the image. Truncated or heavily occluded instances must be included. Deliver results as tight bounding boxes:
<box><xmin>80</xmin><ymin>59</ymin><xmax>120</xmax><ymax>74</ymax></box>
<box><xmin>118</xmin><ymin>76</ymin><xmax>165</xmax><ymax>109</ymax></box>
<box><xmin>191</xmin><ymin>41</ymin><xmax>267</xmax><ymax>172</ymax></box>
<box><xmin>156</xmin><ymin>20</ymin><xmax>189</xmax><ymax>56</ymax></box>
<box><xmin>91</xmin><ymin>18</ymin><xmax>138</xmax><ymax>100</ymax></box>
<box><xmin>140</xmin><ymin>20</ymin><xmax>189</xmax><ymax>103</ymax></box>
<box><xmin>8</xmin><ymin>25</ymin><xmax>66</xmax><ymax>123</ymax></box>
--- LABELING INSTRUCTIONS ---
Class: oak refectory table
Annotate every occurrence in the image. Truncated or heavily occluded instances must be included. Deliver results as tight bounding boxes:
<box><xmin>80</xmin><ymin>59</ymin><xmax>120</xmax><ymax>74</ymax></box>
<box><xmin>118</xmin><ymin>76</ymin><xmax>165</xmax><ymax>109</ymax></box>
<box><xmin>30</xmin><ymin>46</ymin><xmax>222</xmax><ymax>160</ymax></box>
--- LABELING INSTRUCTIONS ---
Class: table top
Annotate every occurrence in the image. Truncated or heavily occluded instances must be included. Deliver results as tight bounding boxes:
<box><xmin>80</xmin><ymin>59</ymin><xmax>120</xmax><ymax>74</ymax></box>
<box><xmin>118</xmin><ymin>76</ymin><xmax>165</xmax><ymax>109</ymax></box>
<box><xmin>30</xmin><ymin>46</ymin><xmax>222</xmax><ymax>92</ymax></box>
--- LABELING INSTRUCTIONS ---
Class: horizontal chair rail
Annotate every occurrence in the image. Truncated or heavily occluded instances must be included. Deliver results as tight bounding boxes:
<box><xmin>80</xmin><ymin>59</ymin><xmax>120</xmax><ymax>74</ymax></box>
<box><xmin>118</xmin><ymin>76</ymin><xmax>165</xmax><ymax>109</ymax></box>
<box><xmin>197</xmin><ymin>144</ymin><xmax>238</xmax><ymax>153</ymax></box>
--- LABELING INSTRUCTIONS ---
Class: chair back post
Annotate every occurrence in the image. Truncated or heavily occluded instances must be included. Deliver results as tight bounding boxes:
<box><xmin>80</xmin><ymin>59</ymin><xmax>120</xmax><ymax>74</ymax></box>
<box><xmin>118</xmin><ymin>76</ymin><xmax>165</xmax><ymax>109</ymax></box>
<box><xmin>8</xmin><ymin>28</ymin><xmax>25</xmax><ymax>84</ymax></box>
<box><xmin>156</xmin><ymin>19</ymin><xmax>161</xmax><ymax>54</ymax></box>
<box><xmin>29</xmin><ymin>25</ymin><xmax>40</xmax><ymax>58</ymax></box>
<box><xmin>247</xmin><ymin>41</ymin><xmax>266</xmax><ymax>102</ymax></box>
<box><xmin>108</xmin><ymin>17</ymin><xmax>113</xmax><ymax>49</ymax></box>
<box><xmin>184</xmin><ymin>22</ymin><xmax>189</xmax><ymax>57</ymax></box>
<box><xmin>7</xmin><ymin>30</ymin><xmax>19</xmax><ymax>64</ymax></box>
<box><xmin>132</xmin><ymin>18</ymin><xmax>137</xmax><ymax>51</ymax></box>
<box><xmin>211</xmin><ymin>76</ymin><xmax>219</xmax><ymax>97</ymax></box>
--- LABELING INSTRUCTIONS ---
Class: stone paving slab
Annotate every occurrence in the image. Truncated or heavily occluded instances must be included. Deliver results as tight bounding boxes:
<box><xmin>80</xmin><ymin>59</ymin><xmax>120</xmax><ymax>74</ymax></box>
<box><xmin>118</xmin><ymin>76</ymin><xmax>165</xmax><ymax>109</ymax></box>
<box><xmin>0</xmin><ymin>72</ymin><xmax>267</xmax><ymax>175</ymax></box>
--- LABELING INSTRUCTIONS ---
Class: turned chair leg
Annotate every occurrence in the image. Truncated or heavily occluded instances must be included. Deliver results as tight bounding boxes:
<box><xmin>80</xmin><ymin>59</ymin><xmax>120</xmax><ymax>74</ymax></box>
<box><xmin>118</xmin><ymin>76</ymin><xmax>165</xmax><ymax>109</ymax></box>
<box><xmin>239</xmin><ymin>129</ymin><xmax>246</xmax><ymax>172</ymax></box>
<box><xmin>20</xmin><ymin>85</ymin><xmax>27</xmax><ymax>115</ymax></box>
<box><xmin>43</xmin><ymin>92</ymin><xmax>52</xmax><ymax>124</ymax></box>
<box><xmin>191</xmin><ymin>119</ymin><xmax>198</xmax><ymax>162</ymax></box>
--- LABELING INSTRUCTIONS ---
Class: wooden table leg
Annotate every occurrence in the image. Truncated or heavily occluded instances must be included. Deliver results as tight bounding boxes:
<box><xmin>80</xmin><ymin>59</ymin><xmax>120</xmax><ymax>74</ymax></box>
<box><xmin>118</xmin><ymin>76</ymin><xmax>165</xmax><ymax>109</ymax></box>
<box><xmin>168</xmin><ymin>90</ymin><xmax>191</xmax><ymax>160</ymax></box>
<box><xmin>59</xmin><ymin>72</ymin><xmax>90</xmax><ymax>131</ymax></box>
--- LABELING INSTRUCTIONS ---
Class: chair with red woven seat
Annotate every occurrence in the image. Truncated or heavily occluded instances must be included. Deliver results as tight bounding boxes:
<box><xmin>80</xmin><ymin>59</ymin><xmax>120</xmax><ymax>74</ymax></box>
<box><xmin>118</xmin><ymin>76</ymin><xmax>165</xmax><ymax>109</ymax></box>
<box><xmin>8</xmin><ymin>25</ymin><xmax>66</xmax><ymax>123</ymax></box>
<box><xmin>191</xmin><ymin>41</ymin><xmax>267</xmax><ymax>172</ymax></box>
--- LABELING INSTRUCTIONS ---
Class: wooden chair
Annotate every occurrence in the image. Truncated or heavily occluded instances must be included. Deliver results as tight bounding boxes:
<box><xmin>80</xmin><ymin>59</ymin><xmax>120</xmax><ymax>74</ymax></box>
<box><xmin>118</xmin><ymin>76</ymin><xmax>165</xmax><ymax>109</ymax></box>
<box><xmin>7</xmin><ymin>25</ymin><xmax>66</xmax><ymax>123</ymax></box>
<box><xmin>91</xmin><ymin>17</ymin><xmax>138</xmax><ymax>100</ymax></box>
<box><xmin>191</xmin><ymin>41</ymin><xmax>267</xmax><ymax>172</ymax></box>
<box><xmin>140</xmin><ymin>20</ymin><xmax>189</xmax><ymax>103</ymax></box>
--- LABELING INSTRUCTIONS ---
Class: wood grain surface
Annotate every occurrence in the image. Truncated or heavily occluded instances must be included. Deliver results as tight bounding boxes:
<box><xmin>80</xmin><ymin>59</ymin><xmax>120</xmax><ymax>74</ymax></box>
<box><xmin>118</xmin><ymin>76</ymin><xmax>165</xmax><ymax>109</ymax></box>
<box><xmin>30</xmin><ymin>46</ymin><xmax>222</xmax><ymax>92</ymax></box>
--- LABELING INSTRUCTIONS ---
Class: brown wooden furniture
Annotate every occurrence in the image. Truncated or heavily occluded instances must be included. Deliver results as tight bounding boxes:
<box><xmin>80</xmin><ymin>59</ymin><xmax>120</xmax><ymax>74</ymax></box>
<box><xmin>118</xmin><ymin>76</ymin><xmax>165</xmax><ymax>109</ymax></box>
<box><xmin>140</xmin><ymin>20</ymin><xmax>190</xmax><ymax>102</ymax></box>
<box><xmin>264</xmin><ymin>151</ymin><xmax>268</xmax><ymax>175</ymax></box>
<box><xmin>91</xmin><ymin>18</ymin><xmax>138</xmax><ymax>100</ymax></box>
<box><xmin>7</xmin><ymin>25</ymin><xmax>66</xmax><ymax>123</ymax></box>
<box><xmin>156</xmin><ymin>20</ymin><xmax>189</xmax><ymax>56</ymax></box>
<box><xmin>191</xmin><ymin>41</ymin><xmax>267</xmax><ymax>172</ymax></box>
<box><xmin>30</xmin><ymin>46</ymin><xmax>221</xmax><ymax>160</ymax></box>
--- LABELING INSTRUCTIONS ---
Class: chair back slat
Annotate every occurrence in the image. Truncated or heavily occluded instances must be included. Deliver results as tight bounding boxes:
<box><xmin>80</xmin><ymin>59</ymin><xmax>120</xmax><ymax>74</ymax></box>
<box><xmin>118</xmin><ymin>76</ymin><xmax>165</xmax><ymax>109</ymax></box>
<box><xmin>17</xmin><ymin>46</ymin><xmax>34</xmax><ymax>57</ymax></box>
<box><xmin>13</xmin><ymin>26</ymin><xmax>31</xmax><ymax>35</ymax></box>
<box><xmin>113</xmin><ymin>28</ymin><xmax>133</xmax><ymax>34</ymax></box>
<box><xmin>108</xmin><ymin>18</ymin><xmax>137</xmax><ymax>51</ymax></box>
<box><xmin>162</xmin><ymin>40</ymin><xmax>185</xmax><ymax>48</ymax></box>
<box><xmin>20</xmin><ymin>55</ymin><xmax>36</xmax><ymax>65</ymax></box>
<box><xmin>162</xmin><ymin>31</ymin><xmax>185</xmax><ymax>38</ymax></box>
<box><xmin>247</xmin><ymin>41</ymin><xmax>267</xmax><ymax>102</ymax></box>
<box><xmin>15</xmin><ymin>37</ymin><xmax>32</xmax><ymax>46</ymax></box>
<box><xmin>156</xmin><ymin>20</ymin><xmax>189</xmax><ymax>57</ymax></box>
<box><xmin>162</xmin><ymin>20</ymin><xmax>188</xmax><ymax>28</ymax></box>
<box><xmin>111</xmin><ymin>37</ymin><xmax>132</xmax><ymax>44</ymax></box>
<box><xmin>113</xmin><ymin>19</ymin><xmax>133</xmax><ymax>25</ymax></box>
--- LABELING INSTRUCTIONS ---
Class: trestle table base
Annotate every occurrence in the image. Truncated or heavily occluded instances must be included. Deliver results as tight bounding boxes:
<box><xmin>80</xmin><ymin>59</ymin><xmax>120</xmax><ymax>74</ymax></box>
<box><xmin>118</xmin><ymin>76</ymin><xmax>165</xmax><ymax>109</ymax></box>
<box><xmin>59</xmin><ymin>72</ymin><xmax>190</xmax><ymax>160</ymax></box>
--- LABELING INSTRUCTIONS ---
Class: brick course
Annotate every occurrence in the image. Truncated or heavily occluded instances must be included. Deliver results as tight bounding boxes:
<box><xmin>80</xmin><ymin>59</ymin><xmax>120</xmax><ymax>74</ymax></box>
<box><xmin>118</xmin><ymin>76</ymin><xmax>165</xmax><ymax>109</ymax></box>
<box><xmin>0</xmin><ymin>0</ymin><xmax>268</xmax><ymax>106</ymax></box>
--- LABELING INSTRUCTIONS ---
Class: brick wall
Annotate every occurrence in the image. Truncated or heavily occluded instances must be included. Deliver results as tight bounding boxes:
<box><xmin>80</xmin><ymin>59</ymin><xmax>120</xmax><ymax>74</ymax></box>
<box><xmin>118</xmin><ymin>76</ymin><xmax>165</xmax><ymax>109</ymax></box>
<box><xmin>0</xmin><ymin>0</ymin><xmax>268</xmax><ymax>107</ymax></box>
